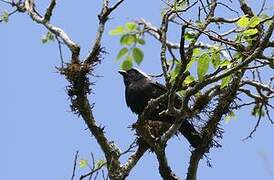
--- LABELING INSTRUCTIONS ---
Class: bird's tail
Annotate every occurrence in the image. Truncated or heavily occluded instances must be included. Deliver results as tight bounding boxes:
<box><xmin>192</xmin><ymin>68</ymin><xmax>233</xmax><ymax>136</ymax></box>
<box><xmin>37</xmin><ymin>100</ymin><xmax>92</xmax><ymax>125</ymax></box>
<box><xmin>179</xmin><ymin>120</ymin><xmax>202</xmax><ymax>148</ymax></box>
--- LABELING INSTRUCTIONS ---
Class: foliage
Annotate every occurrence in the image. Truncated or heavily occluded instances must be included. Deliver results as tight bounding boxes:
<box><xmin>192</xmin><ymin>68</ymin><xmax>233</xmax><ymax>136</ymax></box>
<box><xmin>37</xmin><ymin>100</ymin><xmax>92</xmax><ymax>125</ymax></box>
<box><xmin>79</xmin><ymin>159</ymin><xmax>89</xmax><ymax>168</ymax></box>
<box><xmin>110</xmin><ymin>22</ymin><xmax>145</xmax><ymax>70</ymax></box>
<box><xmin>1</xmin><ymin>0</ymin><xmax>273</xmax><ymax>180</ymax></box>
<box><xmin>41</xmin><ymin>31</ymin><xmax>55</xmax><ymax>44</ymax></box>
<box><xmin>1</xmin><ymin>10</ymin><xmax>9</xmax><ymax>23</ymax></box>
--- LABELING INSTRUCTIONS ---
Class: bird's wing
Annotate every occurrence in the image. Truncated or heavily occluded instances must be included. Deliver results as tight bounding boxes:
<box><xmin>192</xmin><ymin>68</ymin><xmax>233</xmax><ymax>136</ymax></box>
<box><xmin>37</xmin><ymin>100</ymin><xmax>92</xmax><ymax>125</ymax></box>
<box><xmin>150</xmin><ymin>80</ymin><xmax>182</xmax><ymax>108</ymax></box>
<box><xmin>150</xmin><ymin>81</ymin><xmax>167</xmax><ymax>97</ymax></box>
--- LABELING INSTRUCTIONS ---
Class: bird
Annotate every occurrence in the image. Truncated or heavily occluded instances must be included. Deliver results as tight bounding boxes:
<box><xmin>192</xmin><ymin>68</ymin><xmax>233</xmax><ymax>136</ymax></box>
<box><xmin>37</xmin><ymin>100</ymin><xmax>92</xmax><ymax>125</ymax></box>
<box><xmin>119</xmin><ymin>68</ymin><xmax>202</xmax><ymax>148</ymax></box>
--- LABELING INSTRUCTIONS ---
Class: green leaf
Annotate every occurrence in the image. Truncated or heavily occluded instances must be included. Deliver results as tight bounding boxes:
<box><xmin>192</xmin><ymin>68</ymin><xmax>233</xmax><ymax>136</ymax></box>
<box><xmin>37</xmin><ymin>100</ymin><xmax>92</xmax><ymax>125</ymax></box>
<box><xmin>170</xmin><ymin>61</ymin><xmax>182</xmax><ymax>84</ymax></box>
<box><xmin>120</xmin><ymin>34</ymin><xmax>136</xmax><ymax>45</ymax></box>
<box><xmin>251</xmin><ymin>105</ymin><xmax>258</xmax><ymax>116</ymax></box>
<box><xmin>109</xmin><ymin>26</ymin><xmax>125</xmax><ymax>35</ymax></box>
<box><xmin>46</xmin><ymin>32</ymin><xmax>55</xmax><ymax>41</ymax></box>
<box><xmin>41</xmin><ymin>35</ymin><xmax>48</xmax><ymax>44</ymax></box>
<box><xmin>41</xmin><ymin>32</ymin><xmax>55</xmax><ymax>44</ymax></box>
<box><xmin>192</xmin><ymin>48</ymin><xmax>200</xmax><ymax>56</ymax></box>
<box><xmin>177</xmin><ymin>90</ymin><xmax>186</xmax><ymax>97</ymax></box>
<box><xmin>137</xmin><ymin>38</ymin><xmax>145</xmax><ymax>45</ymax></box>
<box><xmin>184</xmin><ymin>75</ymin><xmax>195</xmax><ymax>85</ymax></box>
<box><xmin>248</xmin><ymin>16</ymin><xmax>261</xmax><ymax>28</ymax></box>
<box><xmin>121</xmin><ymin>56</ymin><xmax>133</xmax><ymax>70</ymax></box>
<box><xmin>211</xmin><ymin>50</ymin><xmax>221</xmax><ymax>69</ymax></box>
<box><xmin>95</xmin><ymin>159</ymin><xmax>106</xmax><ymax>169</ymax></box>
<box><xmin>1</xmin><ymin>10</ymin><xmax>9</xmax><ymax>23</ymax></box>
<box><xmin>221</xmin><ymin>75</ymin><xmax>232</xmax><ymax>89</ymax></box>
<box><xmin>116</xmin><ymin>48</ymin><xmax>128</xmax><ymax>60</ymax></box>
<box><xmin>79</xmin><ymin>159</ymin><xmax>88</xmax><ymax>168</ymax></box>
<box><xmin>235</xmin><ymin>34</ymin><xmax>243</xmax><ymax>42</ymax></box>
<box><xmin>184</xmin><ymin>31</ymin><xmax>196</xmax><ymax>41</ymax></box>
<box><xmin>195</xmin><ymin>20</ymin><xmax>203</xmax><ymax>28</ymax></box>
<box><xmin>224</xmin><ymin>111</ymin><xmax>236</xmax><ymax>124</ymax></box>
<box><xmin>252</xmin><ymin>104</ymin><xmax>265</xmax><ymax>117</ymax></box>
<box><xmin>132</xmin><ymin>47</ymin><xmax>144</xmax><ymax>65</ymax></box>
<box><xmin>175</xmin><ymin>61</ymin><xmax>182</xmax><ymax>73</ymax></box>
<box><xmin>173</xmin><ymin>0</ymin><xmax>187</xmax><ymax>11</ymax></box>
<box><xmin>243</xmin><ymin>28</ymin><xmax>258</xmax><ymax>36</ymax></box>
<box><xmin>125</xmin><ymin>22</ymin><xmax>137</xmax><ymax>31</ymax></box>
<box><xmin>220</xmin><ymin>60</ymin><xmax>231</xmax><ymax>68</ymax></box>
<box><xmin>233</xmin><ymin>52</ymin><xmax>243</xmax><ymax>60</ymax></box>
<box><xmin>197</xmin><ymin>53</ymin><xmax>210</xmax><ymax>81</ymax></box>
<box><xmin>237</xmin><ymin>16</ymin><xmax>250</xmax><ymax>27</ymax></box>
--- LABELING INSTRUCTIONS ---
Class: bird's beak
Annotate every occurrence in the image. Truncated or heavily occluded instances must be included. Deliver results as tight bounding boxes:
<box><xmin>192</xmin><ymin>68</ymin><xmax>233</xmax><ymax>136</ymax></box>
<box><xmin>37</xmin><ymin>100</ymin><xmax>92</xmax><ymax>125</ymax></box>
<box><xmin>118</xmin><ymin>70</ymin><xmax>127</xmax><ymax>77</ymax></box>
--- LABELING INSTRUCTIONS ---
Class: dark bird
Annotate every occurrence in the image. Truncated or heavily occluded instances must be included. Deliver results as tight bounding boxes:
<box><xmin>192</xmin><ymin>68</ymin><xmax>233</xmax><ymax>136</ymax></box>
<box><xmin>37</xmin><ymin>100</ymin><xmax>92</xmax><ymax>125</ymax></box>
<box><xmin>119</xmin><ymin>68</ymin><xmax>202</xmax><ymax>148</ymax></box>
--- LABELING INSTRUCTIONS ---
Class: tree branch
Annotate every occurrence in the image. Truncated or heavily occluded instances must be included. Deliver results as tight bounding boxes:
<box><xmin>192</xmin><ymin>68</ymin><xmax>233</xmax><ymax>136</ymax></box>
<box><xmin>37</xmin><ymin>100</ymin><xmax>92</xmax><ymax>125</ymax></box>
<box><xmin>121</xmin><ymin>141</ymin><xmax>149</xmax><ymax>179</ymax></box>
<box><xmin>241</xmin><ymin>79</ymin><xmax>274</xmax><ymax>95</ymax></box>
<box><xmin>156</xmin><ymin>148</ymin><xmax>179</xmax><ymax>180</ymax></box>
<box><xmin>181</xmin><ymin>16</ymin><xmax>274</xmax><ymax>104</ymax></box>
<box><xmin>84</xmin><ymin>0</ymin><xmax>125</xmax><ymax>64</ymax></box>
<box><xmin>186</xmin><ymin>74</ymin><xmax>242</xmax><ymax>180</ymax></box>
<box><xmin>23</xmin><ymin>0</ymin><xmax>80</xmax><ymax>59</ymax></box>
<box><xmin>44</xmin><ymin>0</ymin><xmax>56</xmax><ymax>22</ymax></box>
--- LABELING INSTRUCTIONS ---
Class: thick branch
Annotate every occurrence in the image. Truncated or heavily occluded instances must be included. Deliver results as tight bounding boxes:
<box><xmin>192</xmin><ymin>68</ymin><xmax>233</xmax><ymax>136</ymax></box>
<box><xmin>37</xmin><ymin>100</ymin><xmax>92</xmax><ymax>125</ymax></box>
<box><xmin>121</xmin><ymin>141</ymin><xmax>149</xmax><ymax>179</ymax></box>
<box><xmin>156</xmin><ymin>148</ymin><xmax>179</xmax><ymax>180</ymax></box>
<box><xmin>186</xmin><ymin>74</ymin><xmax>241</xmax><ymax>180</ymax></box>
<box><xmin>186</xmin><ymin>149</ymin><xmax>204</xmax><ymax>180</ymax></box>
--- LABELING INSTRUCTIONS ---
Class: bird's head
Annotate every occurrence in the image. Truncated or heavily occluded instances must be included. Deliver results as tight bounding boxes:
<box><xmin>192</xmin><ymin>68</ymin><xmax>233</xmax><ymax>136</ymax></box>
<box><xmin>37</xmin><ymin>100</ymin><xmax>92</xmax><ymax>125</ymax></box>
<box><xmin>118</xmin><ymin>68</ymin><xmax>150</xmax><ymax>86</ymax></box>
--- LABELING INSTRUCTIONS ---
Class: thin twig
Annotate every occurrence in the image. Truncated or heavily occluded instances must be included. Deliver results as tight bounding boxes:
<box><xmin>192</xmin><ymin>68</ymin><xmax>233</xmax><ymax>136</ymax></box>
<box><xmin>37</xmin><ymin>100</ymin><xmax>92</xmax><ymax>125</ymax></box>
<box><xmin>79</xmin><ymin>162</ymin><xmax>107</xmax><ymax>180</ymax></box>
<box><xmin>243</xmin><ymin>104</ymin><xmax>264</xmax><ymax>140</ymax></box>
<box><xmin>71</xmin><ymin>150</ymin><xmax>79</xmax><ymax>180</ymax></box>
<box><xmin>120</xmin><ymin>139</ymin><xmax>138</xmax><ymax>156</ymax></box>
<box><xmin>0</xmin><ymin>9</ymin><xmax>18</xmax><ymax>22</ymax></box>
<box><xmin>56</xmin><ymin>36</ymin><xmax>64</xmax><ymax>68</ymax></box>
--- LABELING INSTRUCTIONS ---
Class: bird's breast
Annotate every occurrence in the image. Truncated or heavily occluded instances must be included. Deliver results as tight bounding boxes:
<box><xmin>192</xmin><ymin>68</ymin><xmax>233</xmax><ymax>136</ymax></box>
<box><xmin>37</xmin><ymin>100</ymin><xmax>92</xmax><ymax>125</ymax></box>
<box><xmin>125</xmin><ymin>82</ymin><xmax>151</xmax><ymax>114</ymax></box>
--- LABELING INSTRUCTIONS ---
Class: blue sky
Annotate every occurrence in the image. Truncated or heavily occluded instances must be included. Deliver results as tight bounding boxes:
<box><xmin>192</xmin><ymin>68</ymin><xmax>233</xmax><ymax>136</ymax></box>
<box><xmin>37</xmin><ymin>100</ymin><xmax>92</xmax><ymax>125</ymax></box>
<box><xmin>1</xmin><ymin>0</ymin><xmax>273</xmax><ymax>179</ymax></box>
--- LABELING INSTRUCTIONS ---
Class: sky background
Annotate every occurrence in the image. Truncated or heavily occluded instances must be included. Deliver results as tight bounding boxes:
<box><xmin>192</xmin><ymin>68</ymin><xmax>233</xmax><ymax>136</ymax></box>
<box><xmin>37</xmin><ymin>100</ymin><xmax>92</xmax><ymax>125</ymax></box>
<box><xmin>1</xmin><ymin>0</ymin><xmax>274</xmax><ymax>180</ymax></box>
